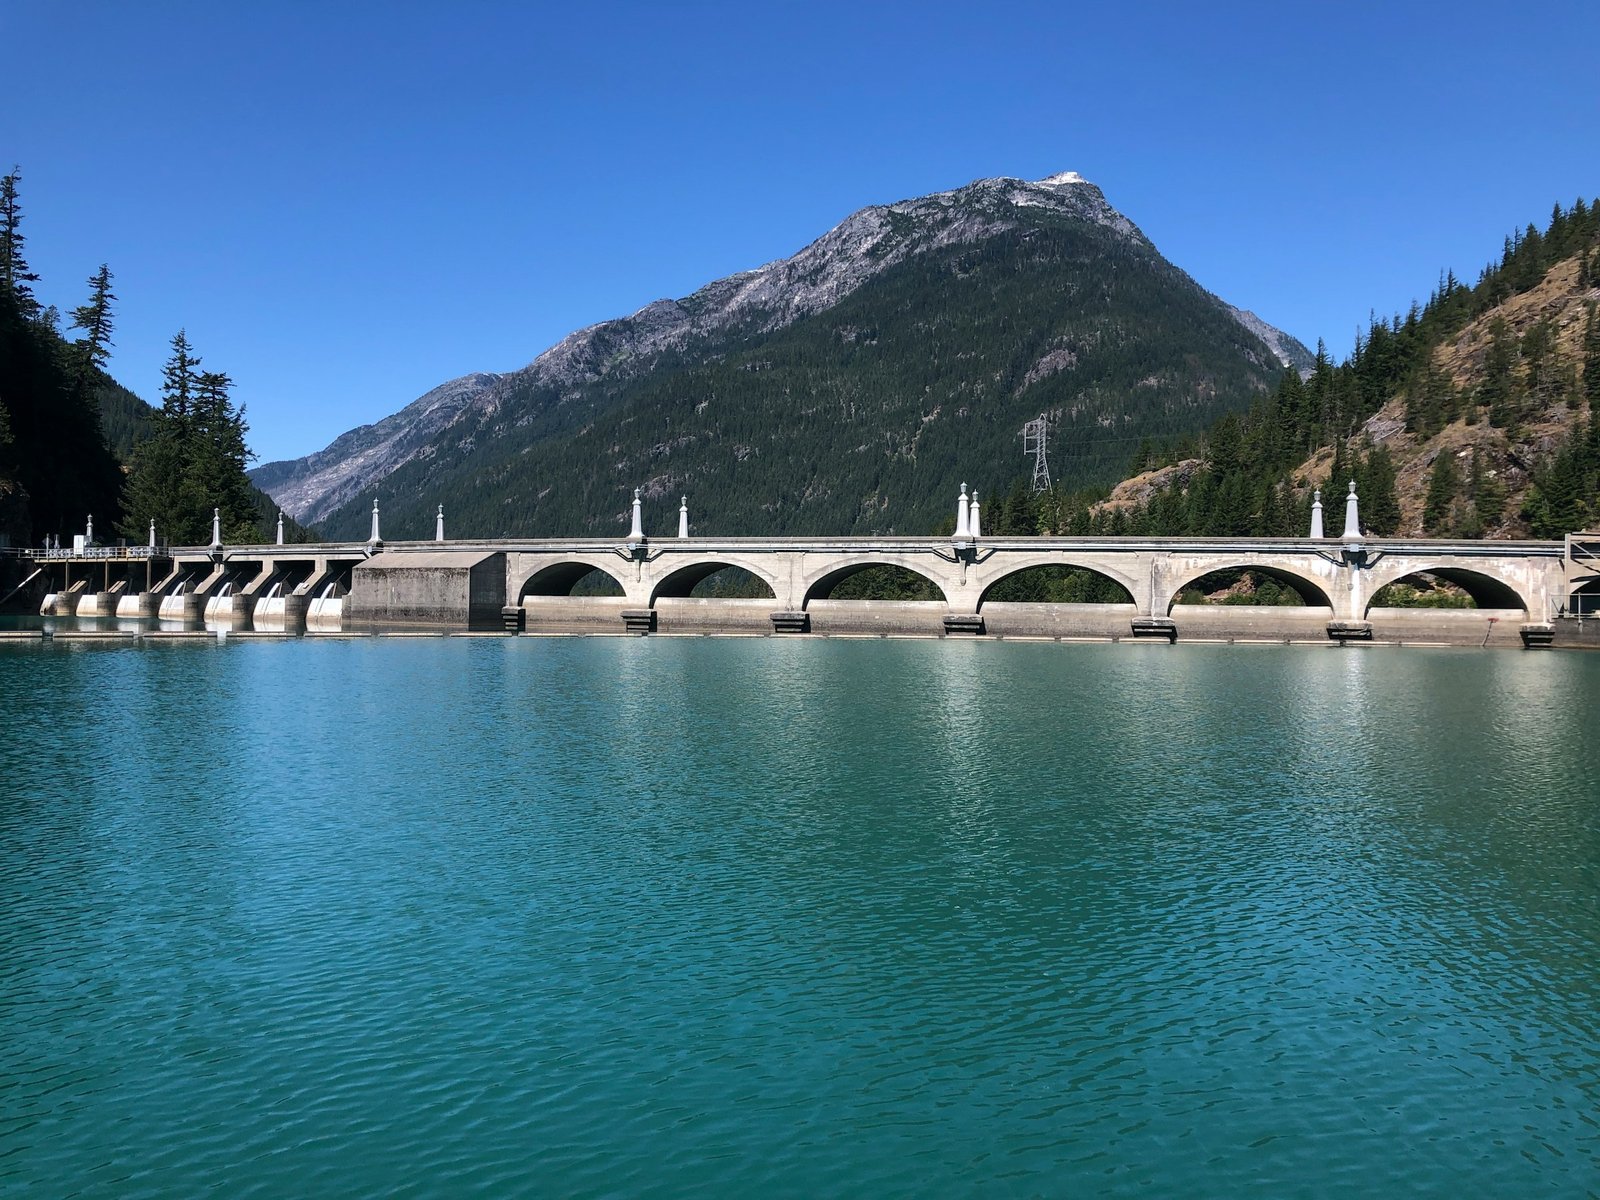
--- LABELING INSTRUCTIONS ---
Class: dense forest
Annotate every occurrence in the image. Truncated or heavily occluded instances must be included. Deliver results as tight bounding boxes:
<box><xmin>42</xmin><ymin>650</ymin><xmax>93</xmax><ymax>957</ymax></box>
<box><xmin>1014</xmin><ymin>199</ymin><xmax>1600</xmax><ymax>542</ymax></box>
<box><xmin>0</xmin><ymin>167</ymin><xmax>278</xmax><ymax>547</ymax></box>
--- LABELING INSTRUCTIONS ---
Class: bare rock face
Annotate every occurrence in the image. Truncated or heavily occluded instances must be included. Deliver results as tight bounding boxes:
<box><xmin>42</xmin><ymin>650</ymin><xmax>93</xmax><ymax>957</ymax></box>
<box><xmin>251</xmin><ymin>373</ymin><xmax>502</xmax><ymax>526</ymax></box>
<box><xmin>1097</xmin><ymin>460</ymin><xmax>1205</xmax><ymax>513</ymax></box>
<box><xmin>1225</xmin><ymin>305</ymin><xmax>1316</xmax><ymax>375</ymax></box>
<box><xmin>252</xmin><ymin>173</ymin><xmax>1308</xmax><ymax>526</ymax></box>
<box><xmin>495</xmin><ymin>173</ymin><xmax>1155</xmax><ymax>399</ymax></box>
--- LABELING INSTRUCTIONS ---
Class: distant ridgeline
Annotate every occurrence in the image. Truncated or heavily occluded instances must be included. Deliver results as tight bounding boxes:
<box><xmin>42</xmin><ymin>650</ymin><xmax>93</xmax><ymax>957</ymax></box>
<box><xmin>0</xmin><ymin>167</ymin><xmax>298</xmax><ymax>547</ymax></box>
<box><xmin>1082</xmin><ymin>199</ymin><xmax>1600</xmax><ymax>542</ymax></box>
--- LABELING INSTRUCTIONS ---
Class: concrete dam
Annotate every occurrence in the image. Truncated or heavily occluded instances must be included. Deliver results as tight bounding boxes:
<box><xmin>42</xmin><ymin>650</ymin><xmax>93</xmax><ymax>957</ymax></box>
<box><xmin>18</xmin><ymin>495</ymin><xmax>1600</xmax><ymax>649</ymax></box>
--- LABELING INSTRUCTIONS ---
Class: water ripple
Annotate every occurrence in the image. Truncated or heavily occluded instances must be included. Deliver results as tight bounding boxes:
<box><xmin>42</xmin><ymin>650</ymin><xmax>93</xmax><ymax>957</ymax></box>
<box><xmin>1</xmin><ymin>639</ymin><xmax>1596</xmax><ymax>1197</ymax></box>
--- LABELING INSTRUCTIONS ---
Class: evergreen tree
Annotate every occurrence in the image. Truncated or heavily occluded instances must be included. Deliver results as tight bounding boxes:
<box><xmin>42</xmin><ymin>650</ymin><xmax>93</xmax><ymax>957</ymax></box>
<box><xmin>120</xmin><ymin>334</ymin><xmax>263</xmax><ymax>544</ymax></box>
<box><xmin>193</xmin><ymin>369</ymin><xmax>259</xmax><ymax>539</ymax></box>
<box><xmin>161</xmin><ymin>329</ymin><xmax>200</xmax><ymax>425</ymax></box>
<box><xmin>0</xmin><ymin>285</ymin><xmax>125</xmax><ymax>537</ymax></box>
<box><xmin>1482</xmin><ymin>318</ymin><xmax>1522</xmax><ymax>429</ymax></box>
<box><xmin>1466</xmin><ymin>448</ymin><xmax>1505</xmax><ymax>532</ymax></box>
<box><xmin>0</xmin><ymin>167</ymin><xmax>41</xmax><ymax>317</ymax></box>
<box><xmin>1584</xmin><ymin>302</ymin><xmax>1599</xmax><ymax>409</ymax></box>
<box><xmin>1423</xmin><ymin>451</ymin><xmax>1460</xmax><ymax>534</ymax></box>
<box><xmin>69</xmin><ymin>264</ymin><xmax>116</xmax><ymax>382</ymax></box>
<box><xmin>1356</xmin><ymin>444</ymin><xmax>1401</xmax><ymax>535</ymax></box>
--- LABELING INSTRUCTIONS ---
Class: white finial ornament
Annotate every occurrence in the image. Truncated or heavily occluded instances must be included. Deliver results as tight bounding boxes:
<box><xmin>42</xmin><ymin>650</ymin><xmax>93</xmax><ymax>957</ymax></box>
<box><xmin>1310</xmin><ymin>489</ymin><xmax>1324</xmax><ymax>539</ymax></box>
<box><xmin>969</xmin><ymin>490</ymin><xmax>982</xmax><ymax>538</ymax></box>
<box><xmin>1341</xmin><ymin>480</ymin><xmax>1361</xmax><ymax>541</ymax></box>
<box><xmin>678</xmin><ymin>496</ymin><xmax>689</xmax><ymax>539</ymax></box>
<box><xmin>628</xmin><ymin>488</ymin><xmax>644</xmax><ymax>541</ymax></box>
<box><xmin>211</xmin><ymin>507</ymin><xmax>222</xmax><ymax>547</ymax></box>
<box><xmin>369</xmin><ymin>498</ymin><xmax>381</xmax><ymax>543</ymax></box>
<box><xmin>955</xmin><ymin>483</ymin><xmax>970</xmax><ymax>539</ymax></box>
<box><xmin>85</xmin><ymin>514</ymin><xmax>94</xmax><ymax>544</ymax></box>
<box><xmin>436</xmin><ymin>504</ymin><xmax>445</xmax><ymax>542</ymax></box>
<box><xmin>276</xmin><ymin>510</ymin><xmax>285</xmax><ymax>545</ymax></box>
<box><xmin>149</xmin><ymin>519</ymin><xmax>156</xmax><ymax>549</ymax></box>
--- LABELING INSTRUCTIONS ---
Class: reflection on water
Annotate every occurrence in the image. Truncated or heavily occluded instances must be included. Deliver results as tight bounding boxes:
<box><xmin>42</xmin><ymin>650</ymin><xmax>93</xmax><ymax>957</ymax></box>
<box><xmin>0</xmin><ymin>639</ymin><xmax>1596</xmax><ymax>1198</ymax></box>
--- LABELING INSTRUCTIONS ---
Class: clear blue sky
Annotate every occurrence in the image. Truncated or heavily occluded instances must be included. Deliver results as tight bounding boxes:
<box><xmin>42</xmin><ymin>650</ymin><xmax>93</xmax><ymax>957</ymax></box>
<box><xmin>7</xmin><ymin>1</ymin><xmax>1598</xmax><ymax>464</ymax></box>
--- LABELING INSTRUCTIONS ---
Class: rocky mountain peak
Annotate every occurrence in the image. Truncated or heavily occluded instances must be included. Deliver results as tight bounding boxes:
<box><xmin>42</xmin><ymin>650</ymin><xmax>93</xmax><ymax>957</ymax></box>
<box><xmin>254</xmin><ymin>172</ymin><xmax>1309</xmax><ymax>529</ymax></box>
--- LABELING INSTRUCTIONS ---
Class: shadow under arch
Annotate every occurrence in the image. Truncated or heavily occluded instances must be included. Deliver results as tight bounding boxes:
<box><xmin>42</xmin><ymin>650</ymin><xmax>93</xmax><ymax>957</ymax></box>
<box><xmin>1568</xmin><ymin>577</ymin><xmax>1600</xmax><ymax>616</ymax></box>
<box><xmin>518</xmin><ymin>561</ymin><xmax>628</xmax><ymax>599</ymax></box>
<box><xmin>650</xmin><ymin>561</ymin><xmax>779</xmax><ymax>605</ymax></box>
<box><xmin>1365</xmin><ymin>567</ymin><xmax>1528</xmax><ymax>615</ymax></box>
<box><xmin>804</xmin><ymin>561</ymin><xmax>952</xmax><ymax>607</ymax></box>
<box><xmin>1166</xmin><ymin>562</ymin><xmax>1335</xmax><ymax>612</ymax></box>
<box><xmin>978</xmin><ymin>563</ymin><xmax>1135</xmax><ymax>608</ymax></box>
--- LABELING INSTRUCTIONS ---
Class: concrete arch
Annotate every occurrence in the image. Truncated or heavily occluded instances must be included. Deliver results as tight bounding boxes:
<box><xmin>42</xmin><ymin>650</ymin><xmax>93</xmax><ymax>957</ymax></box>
<box><xmin>1164</xmin><ymin>560</ymin><xmax>1335</xmax><ymax>612</ymax></box>
<box><xmin>516</xmin><ymin>559</ymin><xmax>629</xmax><ymax>599</ymax></box>
<box><xmin>801</xmin><ymin>555</ymin><xmax>955</xmax><ymax>607</ymax></box>
<box><xmin>973</xmin><ymin>556</ymin><xmax>1140</xmax><ymax>609</ymax></box>
<box><xmin>649</xmin><ymin>559</ymin><xmax>780</xmax><ymax>605</ymax></box>
<box><xmin>1363</xmin><ymin>563</ymin><xmax>1529</xmax><ymax>615</ymax></box>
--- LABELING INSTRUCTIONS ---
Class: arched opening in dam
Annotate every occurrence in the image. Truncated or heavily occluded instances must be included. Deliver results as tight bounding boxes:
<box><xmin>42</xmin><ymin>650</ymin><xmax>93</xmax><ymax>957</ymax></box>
<box><xmin>650</xmin><ymin>563</ymin><xmax>778</xmax><ymax>634</ymax></box>
<box><xmin>1366</xmin><ymin>569</ymin><xmax>1526</xmax><ymax>614</ymax></box>
<box><xmin>981</xmin><ymin>565</ymin><xmax>1135</xmax><ymax>605</ymax></box>
<box><xmin>806</xmin><ymin>564</ymin><xmax>945</xmax><ymax>602</ymax></box>
<box><xmin>803</xmin><ymin>562</ymin><xmax>949</xmax><ymax>635</ymax></box>
<box><xmin>1165</xmin><ymin>564</ymin><xmax>1334</xmax><ymax>637</ymax></box>
<box><xmin>1168</xmin><ymin>566</ymin><xmax>1334</xmax><ymax>611</ymax></box>
<box><xmin>651</xmin><ymin>564</ymin><xmax>778</xmax><ymax>602</ymax></box>
<box><xmin>1365</xmin><ymin>568</ymin><xmax>1529</xmax><ymax>642</ymax></box>
<box><xmin>520</xmin><ymin>562</ymin><xmax>627</xmax><ymax>599</ymax></box>
<box><xmin>516</xmin><ymin>561</ymin><xmax>631</xmax><ymax>633</ymax></box>
<box><xmin>976</xmin><ymin>565</ymin><xmax>1136</xmax><ymax>637</ymax></box>
<box><xmin>1569</xmin><ymin>577</ymin><xmax>1600</xmax><ymax>617</ymax></box>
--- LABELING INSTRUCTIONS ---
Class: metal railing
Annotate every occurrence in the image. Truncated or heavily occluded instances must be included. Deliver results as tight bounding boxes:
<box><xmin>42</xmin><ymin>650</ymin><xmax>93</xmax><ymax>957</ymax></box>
<box><xmin>11</xmin><ymin>545</ymin><xmax>168</xmax><ymax>561</ymax></box>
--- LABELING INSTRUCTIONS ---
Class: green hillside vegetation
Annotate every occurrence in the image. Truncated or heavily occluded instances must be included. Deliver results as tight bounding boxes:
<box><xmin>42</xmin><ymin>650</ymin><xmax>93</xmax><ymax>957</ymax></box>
<box><xmin>0</xmin><ymin>169</ymin><xmax>125</xmax><ymax>543</ymax></box>
<box><xmin>1055</xmin><ymin>199</ymin><xmax>1600</xmax><ymax>542</ymax></box>
<box><xmin>314</xmin><ymin>214</ymin><xmax>1293</xmax><ymax>540</ymax></box>
<box><xmin>1</xmin><ymin>167</ymin><xmax>282</xmax><ymax>547</ymax></box>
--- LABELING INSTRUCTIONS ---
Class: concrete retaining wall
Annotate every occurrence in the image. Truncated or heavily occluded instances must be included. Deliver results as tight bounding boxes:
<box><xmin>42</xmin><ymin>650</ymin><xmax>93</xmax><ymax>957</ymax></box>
<box><xmin>806</xmin><ymin>600</ymin><xmax>948</xmax><ymax>635</ymax></box>
<box><xmin>521</xmin><ymin>595</ymin><xmax>632</xmax><ymax>633</ymax></box>
<box><xmin>980</xmin><ymin>602</ymin><xmax>1135</xmax><ymax>638</ymax></box>
<box><xmin>1551</xmin><ymin>620</ymin><xmax>1600</xmax><ymax>649</ymax></box>
<box><xmin>655</xmin><ymin>597</ymin><xmax>775</xmax><ymax>634</ymax></box>
<box><xmin>349</xmin><ymin>550</ymin><xmax>507</xmax><ymax>628</ymax></box>
<box><xmin>1169</xmin><ymin>605</ymin><xmax>1335</xmax><ymax>641</ymax></box>
<box><xmin>1366</xmin><ymin>606</ymin><xmax>1527</xmax><ymax>646</ymax></box>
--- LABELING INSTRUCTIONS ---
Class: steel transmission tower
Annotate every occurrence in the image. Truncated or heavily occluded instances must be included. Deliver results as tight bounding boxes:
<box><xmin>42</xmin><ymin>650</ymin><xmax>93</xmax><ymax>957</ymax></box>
<box><xmin>1022</xmin><ymin>414</ymin><xmax>1051</xmax><ymax>493</ymax></box>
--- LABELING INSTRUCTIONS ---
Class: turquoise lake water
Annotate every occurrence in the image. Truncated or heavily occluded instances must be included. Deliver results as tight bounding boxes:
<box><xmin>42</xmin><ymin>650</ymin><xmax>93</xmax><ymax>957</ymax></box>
<box><xmin>2</xmin><ymin>637</ymin><xmax>1597</xmax><ymax>1197</ymax></box>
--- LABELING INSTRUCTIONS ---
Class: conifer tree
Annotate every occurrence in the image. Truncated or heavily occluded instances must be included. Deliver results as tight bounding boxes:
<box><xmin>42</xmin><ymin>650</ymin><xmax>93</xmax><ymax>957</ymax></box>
<box><xmin>161</xmin><ymin>329</ymin><xmax>200</xmax><ymax>425</ymax></box>
<box><xmin>1584</xmin><ymin>302</ymin><xmax>1600</xmax><ymax>409</ymax></box>
<box><xmin>1357</xmin><ymin>444</ymin><xmax>1401</xmax><ymax>535</ymax></box>
<box><xmin>193</xmin><ymin>369</ymin><xmax>259</xmax><ymax>539</ymax></box>
<box><xmin>120</xmin><ymin>333</ymin><xmax>262</xmax><ymax>544</ymax></box>
<box><xmin>1423</xmin><ymin>451</ymin><xmax>1460</xmax><ymax>534</ymax></box>
<box><xmin>1482</xmin><ymin>318</ymin><xmax>1522</xmax><ymax>429</ymax></box>
<box><xmin>0</xmin><ymin>167</ymin><xmax>41</xmax><ymax>318</ymax></box>
<box><xmin>69</xmin><ymin>264</ymin><xmax>115</xmax><ymax>382</ymax></box>
<box><xmin>1466</xmin><ymin>448</ymin><xmax>1505</xmax><ymax>532</ymax></box>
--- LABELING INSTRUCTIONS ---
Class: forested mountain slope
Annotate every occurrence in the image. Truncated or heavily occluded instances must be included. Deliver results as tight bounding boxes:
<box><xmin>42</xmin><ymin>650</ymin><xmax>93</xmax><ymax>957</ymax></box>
<box><xmin>258</xmin><ymin>173</ymin><xmax>1311</xmax><ymax>540</ymax></box>
<box><xmin>1082</xmin><ymin>201</ymin><xmax>1600</xmax><ymax>541</ymax></box>
<box><xmin>1</xmin><ymin>167</ymin><xmax>287</xmax><ymax>549</ymax></box>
